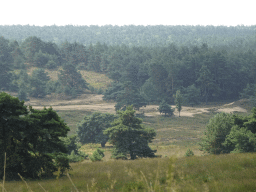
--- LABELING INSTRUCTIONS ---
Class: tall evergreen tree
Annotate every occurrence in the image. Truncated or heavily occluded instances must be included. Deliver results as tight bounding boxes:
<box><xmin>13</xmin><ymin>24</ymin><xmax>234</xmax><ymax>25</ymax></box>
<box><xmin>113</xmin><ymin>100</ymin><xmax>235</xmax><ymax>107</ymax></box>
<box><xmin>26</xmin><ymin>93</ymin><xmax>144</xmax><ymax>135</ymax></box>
<box><xmin>104</xmin><ymin>106</ymin><xmax>156</xmax><ymax>160</ymax></box>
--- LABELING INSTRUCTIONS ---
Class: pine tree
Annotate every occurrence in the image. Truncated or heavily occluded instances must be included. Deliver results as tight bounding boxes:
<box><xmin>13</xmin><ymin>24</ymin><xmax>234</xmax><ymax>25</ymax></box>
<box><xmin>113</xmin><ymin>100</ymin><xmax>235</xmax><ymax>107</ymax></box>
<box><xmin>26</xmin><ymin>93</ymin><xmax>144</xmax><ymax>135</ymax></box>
<box><xmin>104</xmin><ymin>106</ymin><xmax>156</xmax><ymax>160</ymax></box>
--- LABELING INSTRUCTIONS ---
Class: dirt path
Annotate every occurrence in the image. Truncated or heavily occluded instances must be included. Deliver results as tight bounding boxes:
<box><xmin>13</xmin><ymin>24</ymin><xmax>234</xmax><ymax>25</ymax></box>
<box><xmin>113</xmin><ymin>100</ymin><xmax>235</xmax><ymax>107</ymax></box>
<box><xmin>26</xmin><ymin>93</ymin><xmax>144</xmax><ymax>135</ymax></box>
<box><xmin>25</xmin><ymin>94</ymin><xmax>248</xmax><ymax>117</ymax></box>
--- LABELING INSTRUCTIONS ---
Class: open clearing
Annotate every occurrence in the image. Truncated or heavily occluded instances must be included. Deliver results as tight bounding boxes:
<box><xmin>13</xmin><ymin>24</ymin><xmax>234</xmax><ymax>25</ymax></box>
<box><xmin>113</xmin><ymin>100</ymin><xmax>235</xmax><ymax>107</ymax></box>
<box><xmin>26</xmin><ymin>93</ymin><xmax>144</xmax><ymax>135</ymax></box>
<box><xmin>25</xmin><ymin>94</ymin><xmax>248</xmax><ymax>117</ymax></box>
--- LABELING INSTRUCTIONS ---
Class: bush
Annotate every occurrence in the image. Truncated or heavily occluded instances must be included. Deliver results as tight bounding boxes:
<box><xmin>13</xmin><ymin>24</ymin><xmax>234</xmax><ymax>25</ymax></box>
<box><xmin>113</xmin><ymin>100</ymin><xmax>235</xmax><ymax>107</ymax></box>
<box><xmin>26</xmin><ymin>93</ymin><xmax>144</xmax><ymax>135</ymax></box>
<box><xmin>68</xmin><ymin>150</ymin><xmax>88</xmax><ymax>162</ymax></box>
<box><xmin>185</xmin><ymin>149</ymin><xmax>194</xmax><ymax>157</ymax></box>
<box><xmin>158</xmin><ymin>100</ymin><xmax>174</xmax><ymax>116</ymax></box>
<box><xmin>199</xmin><ymin>112</ymin><xmax>234</xmax><ymax>154</ymax></box>
<box><xmin>89</xmin><ymin>148</ymin><xmax>105</xmax><ymax>162</ymax></box>
<box><xmin>223</xmin><ymin>125</ymin><xmax>256</xmax><ymax>153</ymax></box>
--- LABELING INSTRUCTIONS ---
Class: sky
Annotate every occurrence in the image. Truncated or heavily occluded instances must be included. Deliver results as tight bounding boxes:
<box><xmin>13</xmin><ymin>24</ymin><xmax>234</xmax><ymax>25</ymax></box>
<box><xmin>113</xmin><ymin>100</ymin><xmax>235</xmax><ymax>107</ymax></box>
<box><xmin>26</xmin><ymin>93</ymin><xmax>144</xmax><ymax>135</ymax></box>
<box><xmin>1</xmin><ymin>0</ymin><xmax>255</xmax><ymax>26</ymax></box>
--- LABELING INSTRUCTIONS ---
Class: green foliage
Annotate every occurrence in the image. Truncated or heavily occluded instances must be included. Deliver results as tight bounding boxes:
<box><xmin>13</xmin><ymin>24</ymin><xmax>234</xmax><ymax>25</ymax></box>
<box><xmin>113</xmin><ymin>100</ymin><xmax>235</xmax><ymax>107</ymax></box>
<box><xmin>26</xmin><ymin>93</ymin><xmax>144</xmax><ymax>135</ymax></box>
<box><xmin>182</xmin><ymin>84</ymin><xmax>201</xmax><ymax>106</ymax></box>
<box><xmin>223</xmin><ymin>126</ymin><xmax>256</xmax><ymax>153</ymax></box>
<box><xmin>104</xmin><ymin>105</ymin><xmax>157</xmax><ymax>160</ymax></box>
<box><xmin>199</xmin><ymin>109</ymin><xmax>256</xmax><ymax>155</ymax></box>
<box><xmin>46</xmin><ymin>60</ymin><xmax>57</xmax><ymax>69</ymax></box>
<box><xmin>67</xmin><ymin>150</ymin><xmax>88</xmax><ymax>163</ymax></box>
<box><xmin>240</xmin><ymin>83</ymin><xmax>256</xmax><ymax>106</ymax></box>
<box><xmin>184</xmin><ymin>149</ymin><xmax>194</xmax><ymax>157</ymax></box>
<box><xmin>89</xmin><ymin>148</ymin><xmax>105</xmax><ymax>162</ymax></box>
<box><xmin>29</xmin><ymin>68</ymin><xmax>50</xmax><ymax>98</ymax></box>
<box><xmin>175</xmin><ymin>90</ymin><xmax>183</xmax><ymax>117</ymax></box>
<box><xmin>114</xmin><ymin>82</ymin><xmax>147</xmax><ymax>111</ymax></box>
<box><xmin>57</xmin><ymin>63</ymin><xmax>89</xmax><ymax>97</ymax></box>
<box><xmin>141</xmin><ymin>79</ymin><xmax>158</xmax><ymax>103</ymax></box>
<box><xmin>77</xmin><ymin>112</ymin><xmax>117</xmax><ymax>147</ymax></box>
<box><xmin>33</xmin><ymin>50</ymin><xmax>50</xmax><ymax>67</ymax></box>
<box><xmin>61</xmin><ymin>135</ymin><xmax>81</xmax><ymax>155</ymax></box>
<box><xmin>199</xmin><ymin>112</ymin><xmax>234</xmax><ymax>154</ymax></box>
<box><xmin>0</xmin><ymin>92</ymin><xmax>70</xmax><ymax>179</ymax></box>
<box><xmin>103</xmin><ymin>82</ymin><xmax>124</xmax><ymax>101</ymax></box>
<box><xmin>158</xmin><ymin>100</ymin><xmax>174</xmax><ymax>116</ymax></box>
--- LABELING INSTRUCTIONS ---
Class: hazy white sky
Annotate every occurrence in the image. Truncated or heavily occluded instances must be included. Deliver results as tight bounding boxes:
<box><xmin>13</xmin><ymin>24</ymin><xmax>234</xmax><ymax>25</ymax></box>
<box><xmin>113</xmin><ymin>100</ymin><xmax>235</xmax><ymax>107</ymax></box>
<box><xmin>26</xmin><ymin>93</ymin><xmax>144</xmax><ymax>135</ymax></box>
<box><xmin>1</xmin><ymin>0</ymin><xmax>255</xmax><ymax>26</ymax></box>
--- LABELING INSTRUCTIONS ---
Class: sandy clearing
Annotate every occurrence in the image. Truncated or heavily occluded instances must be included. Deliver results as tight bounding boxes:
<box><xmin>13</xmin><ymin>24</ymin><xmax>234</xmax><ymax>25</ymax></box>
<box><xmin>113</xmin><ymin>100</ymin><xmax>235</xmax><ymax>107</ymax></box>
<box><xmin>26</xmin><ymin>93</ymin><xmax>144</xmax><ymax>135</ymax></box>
<box><xmin>24</xmin><ymin>94</ymin><xmax>248</xmax><ymax>117</ymax></box>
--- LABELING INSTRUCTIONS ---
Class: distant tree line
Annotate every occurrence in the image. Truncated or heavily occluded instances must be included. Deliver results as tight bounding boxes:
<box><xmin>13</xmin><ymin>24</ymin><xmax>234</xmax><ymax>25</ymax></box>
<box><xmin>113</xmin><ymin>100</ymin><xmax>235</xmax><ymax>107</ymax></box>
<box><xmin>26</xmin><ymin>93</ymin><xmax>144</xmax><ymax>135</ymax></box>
<box><xmin>1</xmin><ymin>25</ymin><xmax>256</xmax><ymax>51</ymax></box>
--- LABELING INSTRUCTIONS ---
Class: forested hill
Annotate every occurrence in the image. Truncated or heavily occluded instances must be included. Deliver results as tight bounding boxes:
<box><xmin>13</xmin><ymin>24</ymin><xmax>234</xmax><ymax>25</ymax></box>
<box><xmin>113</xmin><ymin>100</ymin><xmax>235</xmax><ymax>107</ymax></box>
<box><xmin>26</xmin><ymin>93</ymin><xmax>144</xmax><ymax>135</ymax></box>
<box><xmin>1</xmin><ymin>25</ymin><xmax>256</xmax><ymax>50</ymax></box>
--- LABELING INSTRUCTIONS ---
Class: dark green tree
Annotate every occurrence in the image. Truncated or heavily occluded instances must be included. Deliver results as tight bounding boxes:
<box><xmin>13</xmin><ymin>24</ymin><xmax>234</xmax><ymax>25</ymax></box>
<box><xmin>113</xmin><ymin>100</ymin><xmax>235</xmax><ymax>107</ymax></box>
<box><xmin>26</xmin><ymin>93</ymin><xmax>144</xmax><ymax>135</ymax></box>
<box><xmin>0</xmin><ymin>37</ymin><xmax>13</xmax><ymax>90</ymax></box>
<box><xmin>114</xmin><ymin>82</ymin><xmax>147</xmax><ymax>111</ymax></box>
<box><xmin>158</xmin><ymin>100</ymin><xmax>174</xmax><ymax>116</ymax></box>
<box><xmin>58</xmin><ymin>63</ymin><xmax>89</xmax><ymax>97</ymax></box>
<box><xmin>77</xmin><ymin>112</ymin><xmax>117</xmax><ymax>147</ymax></box>
<box><xmin>175</xmin><ymin>90</ymin><xmax>183</xmax><ymax>117</ymax></box>
<box><xmin>199</xmin><ymin>112</ymin><xmax>234</xmax><ymax>154</ymax></box>
<box><xmin>182</xmin><ymin>84</ymin><xmax>200</xmax><ymax>106</ymax></box>
<box><xmin>104</xmin><ymin>106</ymin><xmax>156</xmax><ymax>160</ymax></box>
<box><xmin>33</xmin><ymin>50</ymin><xmax>50</xmax><ymax>67</ymax></box>
<box><xmin>0</xmin><ymin>92</ymin><xmax>70</xmax><ymax>179</ymax></box>
<box><xmin>196</xmin><ymin>64</ymin><xmax>215</xmax><ymax>104</ymax></box>
<box><xmin>29</xmin><ymin>68</ymin><xmax>50</xmax><ymax>98</ymax></box>
<box><xmin>222</xmin><ymin>125</ymin><xmax>256</xmax><ymax>153</ymax></box>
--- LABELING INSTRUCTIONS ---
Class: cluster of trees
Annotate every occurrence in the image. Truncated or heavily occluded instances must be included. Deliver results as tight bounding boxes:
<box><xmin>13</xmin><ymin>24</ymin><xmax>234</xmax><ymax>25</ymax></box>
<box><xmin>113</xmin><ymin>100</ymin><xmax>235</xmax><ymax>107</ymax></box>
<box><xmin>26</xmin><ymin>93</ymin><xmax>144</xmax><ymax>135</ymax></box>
<box><xmin>199</xmin><ymin>109</ymin><xmax>256</xmax><ymax>154</ymax></box>
<box><xmin>1</xmin><ymin>34</ymin><xmax>256</xmax><ymax>106</ymax></box>
<box><xmin>0</xmin><ymin>92</ymin><xmax>157</xmax><ymax>179</ymax></box>
<box><xmin>77</xmin><ymin>106</ymin><xmax>157</xmax><ymax>160</ymax></box>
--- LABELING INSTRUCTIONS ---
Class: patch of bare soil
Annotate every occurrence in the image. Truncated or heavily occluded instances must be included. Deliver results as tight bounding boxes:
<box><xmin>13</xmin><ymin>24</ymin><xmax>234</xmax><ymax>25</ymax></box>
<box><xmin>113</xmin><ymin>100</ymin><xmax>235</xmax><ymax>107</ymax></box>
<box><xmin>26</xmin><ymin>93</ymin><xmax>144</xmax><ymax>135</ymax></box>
<box><xmin>24</xmin><ymin>94</ymin><xmax>248</xmax><ymax>117</ymax></box>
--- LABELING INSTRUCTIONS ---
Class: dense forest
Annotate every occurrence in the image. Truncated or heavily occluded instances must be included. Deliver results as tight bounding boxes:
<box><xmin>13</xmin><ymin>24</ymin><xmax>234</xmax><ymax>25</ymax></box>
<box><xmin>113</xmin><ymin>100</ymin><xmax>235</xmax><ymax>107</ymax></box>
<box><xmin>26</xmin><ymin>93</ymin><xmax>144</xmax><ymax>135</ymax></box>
<box><xmin>1</xmin><ymin>25</ymin><xmax>256</xmax><ymax>109</ymax></box>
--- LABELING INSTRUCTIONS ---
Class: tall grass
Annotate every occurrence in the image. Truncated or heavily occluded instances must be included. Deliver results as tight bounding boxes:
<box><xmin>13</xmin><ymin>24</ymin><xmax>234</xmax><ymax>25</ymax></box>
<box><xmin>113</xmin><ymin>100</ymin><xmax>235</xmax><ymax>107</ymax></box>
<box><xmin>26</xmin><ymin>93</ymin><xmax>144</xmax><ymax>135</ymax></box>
<box><xmin>2</xmin><ymin>157</ymin><xmax>174</xmax><ymax>191</ymax></box>
<box><xmin>3</xmin><ymin>152</ymin><xmax>256</xmax><ymax>191</ymax></box>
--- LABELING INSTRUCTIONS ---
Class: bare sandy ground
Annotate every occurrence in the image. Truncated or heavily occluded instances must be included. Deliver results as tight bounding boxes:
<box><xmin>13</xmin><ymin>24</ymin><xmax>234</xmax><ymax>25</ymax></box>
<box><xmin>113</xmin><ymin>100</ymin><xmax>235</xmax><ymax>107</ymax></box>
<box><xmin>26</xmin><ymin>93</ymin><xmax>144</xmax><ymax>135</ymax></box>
<box><xmin>24</xmin><ymin>94</ymin><xmax>248</xmax><ymax>117</ymax></box>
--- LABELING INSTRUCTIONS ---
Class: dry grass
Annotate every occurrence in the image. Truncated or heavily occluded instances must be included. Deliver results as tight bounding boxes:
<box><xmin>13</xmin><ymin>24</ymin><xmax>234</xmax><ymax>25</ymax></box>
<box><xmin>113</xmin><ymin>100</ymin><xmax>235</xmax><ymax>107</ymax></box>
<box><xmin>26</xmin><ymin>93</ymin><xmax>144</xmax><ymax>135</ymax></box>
<box><xmin>79</xmin><ymin>70</ymin><xmax>113</xmax><ymax>90</ymax></box>
<box><xmin>3</xmin><ymin>153</ymin><xmax>256</xmax><ymax>191</ymax></box>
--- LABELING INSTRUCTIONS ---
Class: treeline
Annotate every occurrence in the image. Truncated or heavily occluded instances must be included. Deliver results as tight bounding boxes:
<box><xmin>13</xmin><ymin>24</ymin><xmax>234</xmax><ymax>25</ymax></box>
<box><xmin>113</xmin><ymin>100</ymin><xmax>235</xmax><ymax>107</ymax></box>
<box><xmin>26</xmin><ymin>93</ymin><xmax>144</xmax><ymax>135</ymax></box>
<box><xmin>0</xmin><ymin>35</ymin><xmax>256</xmax><ymax>107</ymax></box>
<box><xmin>1</xmin><ymin>25</ymin><xmax>256</xmax><ymax>51</ymax></box>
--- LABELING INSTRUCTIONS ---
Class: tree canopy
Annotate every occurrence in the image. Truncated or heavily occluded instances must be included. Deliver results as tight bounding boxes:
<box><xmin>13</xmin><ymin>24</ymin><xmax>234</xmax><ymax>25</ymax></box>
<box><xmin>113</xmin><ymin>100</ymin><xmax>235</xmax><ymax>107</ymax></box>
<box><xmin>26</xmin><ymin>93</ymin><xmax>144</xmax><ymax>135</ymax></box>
<box><xmin>77</xmin><ymin>112</ymin><xmax>117</xmax><ymax>147</ymax></box>
<box><xmin>104</xmin><ymin>106</ymin><xmax>156</xmax><ymax>160</ymax></box>
<box><xmin>0</xmin><ymin>92</ymin><xmax>70</xmax><ymax>179</ymax></box>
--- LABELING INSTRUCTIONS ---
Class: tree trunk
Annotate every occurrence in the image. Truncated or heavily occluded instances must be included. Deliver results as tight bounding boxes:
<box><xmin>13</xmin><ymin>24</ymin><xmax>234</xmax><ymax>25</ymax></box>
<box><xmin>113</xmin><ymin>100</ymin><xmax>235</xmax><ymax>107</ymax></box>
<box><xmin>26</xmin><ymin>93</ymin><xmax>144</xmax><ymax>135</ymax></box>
<box><xmin>101</xmin><ymin>142</ymin><xmax>106</xmax><ymax>148</ymax></box>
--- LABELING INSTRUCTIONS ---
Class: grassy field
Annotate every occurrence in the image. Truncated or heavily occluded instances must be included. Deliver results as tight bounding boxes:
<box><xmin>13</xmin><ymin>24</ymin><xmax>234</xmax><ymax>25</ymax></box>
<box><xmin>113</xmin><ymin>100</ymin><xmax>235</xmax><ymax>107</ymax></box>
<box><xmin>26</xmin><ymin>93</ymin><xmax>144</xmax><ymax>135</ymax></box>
<box><xmin>3</xmin><ymin>69</ymin><xmax>256</xmax><ymax>191</ymax></box>
<box><xmin>3</xmin><ymin>153</ymin><xmax>256</xmax><ymax>191</ymax></box>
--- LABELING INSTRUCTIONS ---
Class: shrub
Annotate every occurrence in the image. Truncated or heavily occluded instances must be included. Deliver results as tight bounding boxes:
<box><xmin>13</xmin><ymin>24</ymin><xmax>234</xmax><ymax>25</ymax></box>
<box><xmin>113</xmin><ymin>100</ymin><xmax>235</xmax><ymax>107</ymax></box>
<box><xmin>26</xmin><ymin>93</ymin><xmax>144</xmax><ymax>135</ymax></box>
<box><xmin>67</xmin><ymin>150</ymin><xmax>88</xmax><ymax>162</ymax></box>
<box><xmin>89</xmin><ymin>148</ymin><xmax>105</xmax><ymax>162</ymax></box>
<box><xmin>185</xmin><ymin>149</ymin><xmax>194</xmax><ymax>157</ymax></box>
<box><xmin>199</xmin><ymin>112</ymin><xmax>234</xmax><ymax>154</ymax></box>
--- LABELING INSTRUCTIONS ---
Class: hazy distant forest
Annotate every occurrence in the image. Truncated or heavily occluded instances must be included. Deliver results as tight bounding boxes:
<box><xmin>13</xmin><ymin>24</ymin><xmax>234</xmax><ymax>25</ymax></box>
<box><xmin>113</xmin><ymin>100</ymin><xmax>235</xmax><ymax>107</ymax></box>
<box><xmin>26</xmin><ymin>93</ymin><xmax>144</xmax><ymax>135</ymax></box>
<box><xmin>1</xmin><ymin>25</ymin><xmax>256</xmax><ymax>106</ymax></box>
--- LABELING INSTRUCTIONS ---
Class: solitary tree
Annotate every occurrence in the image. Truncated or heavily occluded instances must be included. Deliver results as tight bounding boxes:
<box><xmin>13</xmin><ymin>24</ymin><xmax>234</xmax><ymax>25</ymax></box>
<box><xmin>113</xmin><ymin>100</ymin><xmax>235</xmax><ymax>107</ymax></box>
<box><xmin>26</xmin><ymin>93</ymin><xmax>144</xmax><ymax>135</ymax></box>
<box><xmin>158</xmin><ymin>100</ymin><xmax>174</xmax><ymax>116</ymax></box>
<box><xmin>104</xmin><ymin>105</ymin><xmax>156</xmax><ymax>160</ymax></box>
<box><xmin>77</xmin><ymin>112</ymin><xmax>117</xmax><ymax>147</ymax></box>
<box><xmin>175</xmin><ymin>90</ymin><xmax>183</xmax><ymax>117</ymax></box>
